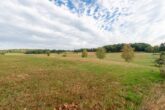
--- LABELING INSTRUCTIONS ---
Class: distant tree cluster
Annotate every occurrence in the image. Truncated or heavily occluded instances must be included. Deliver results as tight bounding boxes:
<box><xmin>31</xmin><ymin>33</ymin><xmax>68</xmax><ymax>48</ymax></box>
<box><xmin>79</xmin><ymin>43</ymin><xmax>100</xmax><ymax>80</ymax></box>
<box><xmin>104</xmin><ymin>43</ymin><xmax>165</xmax><ymax>53</ymax></box>
<box><xmin>74</xmin><ymin>48</ymin><xmax>96</xmax><ymax>53</ymax></box>
<box><xmin>25</xmin><ymin>49</ymin><xmax>49</xmax><ymax>54</ymax></box>
<box><xmin>25</xmin><ymin>49</ymin><xmax>67</xmax><ymax>54</ymax></box>
<box><xmin>131</xmin><ymin>43</ymin><xmax>151</xmax><ymax>52</ymax></box>
<box><xmin>1</xmin><ymin>42</ymin><xmax>164</xmax><ymax>57</ymax></box>
<box><xmin>0</xmin><ymin>49</ymin><xmax>27</xmax><ymax>54</ymax></box>
<box><xmin>74</xmin><ymin>43</ymin><xmax>164</xmax><ymax>54</ymax></box>
<box><xmin>104</xmin><ymin>44</ymin><xmax>124</xmax><ymax>52</ymax></box>
<box><xmin>6</xmin><ymin>49</ymin><xmax>27</xmax><ymax>53</ymax></box>
<box><xmin>1</xmin><ymin>42</ymin><xmax>164</xmax><ymax>55</ymax></box>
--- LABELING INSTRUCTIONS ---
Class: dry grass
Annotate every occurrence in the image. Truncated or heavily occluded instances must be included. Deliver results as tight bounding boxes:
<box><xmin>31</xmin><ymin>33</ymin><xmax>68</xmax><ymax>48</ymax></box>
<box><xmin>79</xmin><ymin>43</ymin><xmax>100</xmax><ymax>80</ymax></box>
<box><xmin>141</xmin><ymin>82</ymin><xmax>165</xmax><ymax>110</ymax></box>
<box><xmin>0</xmin><ymin>53</ymin><xmax>164</xmax><ymax>110</ymax></box>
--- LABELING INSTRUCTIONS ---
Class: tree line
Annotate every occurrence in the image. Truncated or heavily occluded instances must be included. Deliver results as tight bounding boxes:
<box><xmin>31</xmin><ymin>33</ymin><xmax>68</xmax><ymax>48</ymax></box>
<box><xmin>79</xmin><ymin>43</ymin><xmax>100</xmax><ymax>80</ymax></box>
<box><xmin>104</xmin><ymin>43</ymin><xmax>165</xmax><ymax>53</ymax></box>
<box><xmin>0</xmin><ymin>42</ymin><xmax>165</xmax><ymax>55</ymax></box>
<box><xmin>27</xmin><ymin>42</ymin><xmax>165</xmax><ymax>54</ymax></box>
<box><xmin>0</xmin><ymin>49</ymin><xmax>68</xmax><ymax>54</ymax></box>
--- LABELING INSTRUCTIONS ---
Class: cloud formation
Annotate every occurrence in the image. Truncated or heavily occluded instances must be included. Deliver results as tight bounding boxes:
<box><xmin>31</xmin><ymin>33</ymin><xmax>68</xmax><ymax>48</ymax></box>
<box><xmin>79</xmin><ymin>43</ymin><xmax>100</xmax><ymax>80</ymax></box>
<box><xmin>0</xmin><ymin>0</ymin><xmax>165</xmax><ymax>49</ymax></box>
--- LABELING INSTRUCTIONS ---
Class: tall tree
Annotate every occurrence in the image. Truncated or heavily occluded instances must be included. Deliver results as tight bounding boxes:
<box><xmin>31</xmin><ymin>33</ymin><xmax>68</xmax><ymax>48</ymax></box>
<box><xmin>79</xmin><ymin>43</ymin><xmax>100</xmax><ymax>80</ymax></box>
<box><xmin>160</xmin><ymin>43</ymin><xmax>165</xmax><ymax>51</ymax></box>
<box><xmin>145</xmin><ymin>46</ymin><xmax>153</xmax><ymax>53</ymax></box>
<box><xmin>153</xmin><ymin>46</ymin><xmax>159</xmax><ymax>53</ymax></box>
<box><xmin>121</xmin><ymin>44</ymin><xmax>134</xmax><ymax>62</ymax></box>
<box><xmin>158</xmin><ymin>52</ymin><xmax>165</xmax><ymax>77</ymax></box>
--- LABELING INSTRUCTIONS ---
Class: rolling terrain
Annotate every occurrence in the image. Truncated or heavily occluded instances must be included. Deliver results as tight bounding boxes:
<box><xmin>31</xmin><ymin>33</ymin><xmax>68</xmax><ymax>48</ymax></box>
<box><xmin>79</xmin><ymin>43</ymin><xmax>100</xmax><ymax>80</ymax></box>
<box><xmin>0</xmin><ymin>53</ymin><xmax>164</xmax><ymax>109</ymax></box>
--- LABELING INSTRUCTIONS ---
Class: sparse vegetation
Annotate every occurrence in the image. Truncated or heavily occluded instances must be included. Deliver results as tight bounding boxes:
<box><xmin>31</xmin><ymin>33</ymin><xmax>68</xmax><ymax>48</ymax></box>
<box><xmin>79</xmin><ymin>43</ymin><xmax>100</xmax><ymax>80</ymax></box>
<box><xmin>121</xmin><ymin>44</ymin><xmax>135</xmax><ymax>62</ymax></box>
<box><xmin>96</xmin><ymin>47</ymin><xmax>106</xmax><ymax>59</ymax></box>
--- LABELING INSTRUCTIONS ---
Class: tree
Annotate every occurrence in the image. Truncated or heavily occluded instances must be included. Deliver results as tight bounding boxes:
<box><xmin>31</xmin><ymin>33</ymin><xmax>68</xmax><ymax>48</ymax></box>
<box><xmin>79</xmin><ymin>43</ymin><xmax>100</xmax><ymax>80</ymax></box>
<box><xmin>160</xmin><ymin>43</ymin><xmax>165</xmax><ymax>51</ymax></box>
<box><xmin>104</xmin><ymin>44</ymin><xmax>124</xmax><ymax>52</ymax></box>
<box><xmin>96</xmin><ymin>47</ymin><xmax>106</xmax><ymax>59</ymax></box>
<box><xmin>160</xmin><ymin>66</ymin><xmax>165</xmax><ymax>77</ymax></box>
<box><xmin>145</xmin><ymin>46</ymin><xmax>153</xmax><ymax>53</ymax></box>
<box><xmin>81</xmin><ymin>49</ymin><xmax>88</xmax><ymax>58</ymax></box>
<box><xmin>46</xmin><ymin>51</ymin><xmax>50</xmax><ymax>56</ymax></box>
<box><xmin>131</xmin><ymin>43</ymin><xmax>151</xmax><ymax>52</ymax></box>
<box><xmin>153</xmin><ymin>46</ymin><xmax>159</xmax><ymax>53</ymax></box>
<box><xmin>62</xmin><ymin>52</ymin><xmax>67</xmax><ymax>57</ymax></box>
<box><xmin>103</xmin><ymin>43</ymin><xmax>152</xmax><ymax>52</ymax></box>
<box><xmin>155</xmin><ymin>52</ymin><xmax>165</xmax><ymax>66</ymax></box>
<box><xmin>157</xmin><ymin>52</ymin><xmax>165</xmax><ymax>78</ymax></box>
<box><xmin>121</xmin><ymin>44</ymin><xmax>134</xmax><ymax>62</ymax></box>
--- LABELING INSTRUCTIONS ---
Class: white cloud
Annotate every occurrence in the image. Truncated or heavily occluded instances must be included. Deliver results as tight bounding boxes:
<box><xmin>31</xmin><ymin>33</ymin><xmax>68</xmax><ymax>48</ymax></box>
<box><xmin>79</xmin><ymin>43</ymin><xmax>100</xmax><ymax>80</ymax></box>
<box><xmin>0</xmin><ymin>0</ymin><xmax>165</xmax><ymax>49</ymax></box>
<box><xmin>112</xmin><ymin>0</ymin><xmax>165</xmax><ymax>45</ymax></box>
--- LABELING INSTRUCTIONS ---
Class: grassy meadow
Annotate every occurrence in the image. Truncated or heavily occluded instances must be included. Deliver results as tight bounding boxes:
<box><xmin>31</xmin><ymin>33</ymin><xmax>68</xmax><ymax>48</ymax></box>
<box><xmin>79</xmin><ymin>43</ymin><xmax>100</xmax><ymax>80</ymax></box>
<box><xmin>0</xmin><ymin>52</ymin><xmax>164</xmax><ymax>110</ymax></box>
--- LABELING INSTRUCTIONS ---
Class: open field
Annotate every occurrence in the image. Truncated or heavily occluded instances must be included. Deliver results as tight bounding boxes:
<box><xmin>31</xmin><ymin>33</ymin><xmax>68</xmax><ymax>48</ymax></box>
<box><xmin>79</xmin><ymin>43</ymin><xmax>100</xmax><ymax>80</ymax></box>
<box><xmin>0</xmin><ymin>53</ymin><xmax>164</xmax><ymax>110</ymax></box>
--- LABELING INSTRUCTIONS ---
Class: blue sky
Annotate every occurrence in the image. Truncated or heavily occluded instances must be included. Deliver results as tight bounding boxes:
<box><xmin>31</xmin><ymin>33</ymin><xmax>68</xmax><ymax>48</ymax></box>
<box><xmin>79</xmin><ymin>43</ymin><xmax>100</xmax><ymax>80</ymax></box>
<box><xmin>0</xmin><ymin>0</ymin><xmax>165</xmax><ymax>49</ymax></box>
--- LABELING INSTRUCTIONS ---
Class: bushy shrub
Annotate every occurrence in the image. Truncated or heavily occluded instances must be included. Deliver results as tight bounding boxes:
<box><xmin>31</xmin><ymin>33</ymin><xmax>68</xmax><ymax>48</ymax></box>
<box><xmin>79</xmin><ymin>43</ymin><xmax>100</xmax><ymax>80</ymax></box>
<box><xmin>96</xmin><ymin>47</ymin><xmax>106</xmax><ymax>59</ymax></box>
<box><xmin>0</xmin><ymin>52</ymin><xmax>5</xmax><ymax>55</ymax></box>
<box><xmin>155</xmin><ymin>52</ymin><xmax>165</xmax><ymax>66</ymax></box>
<box><xmin>82</xmin><ymin>49</ymin><xmax>88</xmax><ymax>58</ymax></box>
<box><xmin>62</xmin><ymin>53</ymin><xmax>67</xmax><ymax>57</ymax></box>
<box><xmin>46</xmin><ymin>51</ymin><xmax>50</xmax><ymax>56</ymax></box>
<box><xmin>121</xmin><ymin>44</ymin><xmax>134</xmax><ymax>62</ymax></box>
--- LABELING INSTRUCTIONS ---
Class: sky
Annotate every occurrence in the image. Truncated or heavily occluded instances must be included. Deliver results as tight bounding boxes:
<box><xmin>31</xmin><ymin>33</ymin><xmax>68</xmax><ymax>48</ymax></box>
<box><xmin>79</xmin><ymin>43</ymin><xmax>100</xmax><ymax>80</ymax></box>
<box><xmin>0</xmin><ymin>0</ymin><xmax>165</xmax><ymax>49</ymax></box>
